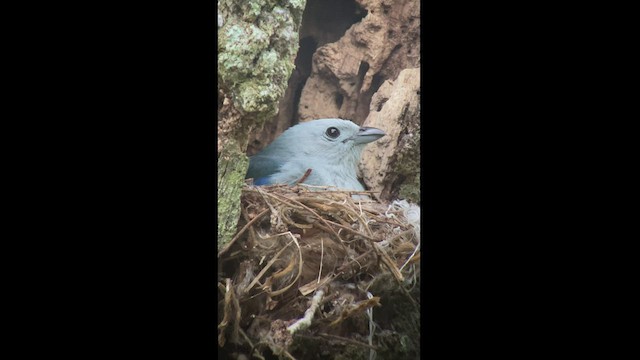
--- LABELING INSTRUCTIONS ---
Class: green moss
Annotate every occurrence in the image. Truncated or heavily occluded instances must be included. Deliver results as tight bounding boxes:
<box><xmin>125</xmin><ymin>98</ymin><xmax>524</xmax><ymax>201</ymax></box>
<box><xmin>394</xmin><ymin>130</ymin><xmax>421</xmax><ymax>204</ymax></box>
<box><xmin>367</xmin><ymin>273</ymin><xmax>421</xmax><ymax>360</ymax></box>
<box><xmin>216</xmin><ymin>0</ymin><xmax>307</xmax><ymax>248</ymax></box>
<box><xmin>218</xmin><ymin>0</ymin><xmax>306</xmax><ymax>119</ymax></box>
<box><xmin>217</xmin><ymin>145</ymin><xmax>249</xmax><ymax>249</ymax></box>
<box><xmin>399</xmin><ymin>172</ymin><xmax>420</xmax><ymax>203</ymax></box>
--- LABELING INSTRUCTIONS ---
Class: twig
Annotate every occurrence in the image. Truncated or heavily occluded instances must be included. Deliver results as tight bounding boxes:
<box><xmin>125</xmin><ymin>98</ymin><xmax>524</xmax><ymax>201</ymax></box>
<box><xmin>330</xmin><ymin>296</ymin><xmax>381</xmax><ymax>327</ymax></box>
<box><xmin>337</xmin><ymin>248</ymin><xmax>374</xmax><ymax>272</ymax></box>
<box><xmin>273</xmin><ymin>193</ymin><xmax>349</xmax><ymax>253</ymax></box>
<box><xmin>399</xmin><ymin>283</ymin><xmax>420</xmax><ymax>311</ymax></box>
<box><xmin>340</xmin><ymin>197</ymin><xmax>375</xmax><ymax>238</ymax></box>
<box><xmin>294</xmin><ymin>168</ymin><xmax>312</xmax><ymax>184</ymax></box>
<box><xmin>218</xmin><ymin>209</ymin><xmax>270</xmax><ymax>257</ymax></box>
<box><xmin>299</xmin><ymin>274</ymin><xmax>334</xmax><ymax>296</ymax></box>
<box><xmin>239</xmin><ymin>329</ymin><xmax>266</xmax><ymax>360</ymax></box>
<box><xmin>318</xmin><ymin>237</ymin><xmax>324</xmax><ymax>284</ymax></box>
<box><xmin>398</xmin><ymin>238</ymin><xmax>420</xmax><ymax>272</ymax></box>
<box><xmin>386</xmin><ymin>228</ymin><xmax>416</xmax><ymax>245</ymax></box>
<box><xmin>244</xmin><ymin>235</ymin><xmax>295</xmax><ymax>293</ymax></box>
<box><xmin>287</xmin><ymin>289</ymin><xmax>324</xmax><ymax>333</ymax></box>
<box><xmin>373</xmin><ymin>242</ymin><xmax>404</xmax><ymax>282</ymax></box>
<box><xmin>280</xmin><ymin>209</ymin><xmax>314</xmax><ymax>229</ymax></box>
<box><xmin>322</xmin><ymin>219</ymin><xmax>380</xmax><ymax>242</ymax></box>
<box><xmin>254</xmin><ymin>187</ymin><xmax>305</xmax><ymax>210</ymax></box>
<box><xmin>249</xmin><ymin>341</ymin><xmax>270</xmax><ymax>360</ymax></box>
<box><xmin>312</xmin><ymin>223</ymin><xmax>350</xmax><ymax>254</ymax></box>
<box><xmin>296</xmin><ymin>184</ymin><xmax>380</xmax><ymax>194</ymax></box>
<box><xmin>268</xmin><ymin>232</ymin><xmax>303</xmax><ymax>296</ymax></box>
<box><xmin>218</xmin><ymin>278</ymin><xmax>237</xmax><ymax>346</ymax></box>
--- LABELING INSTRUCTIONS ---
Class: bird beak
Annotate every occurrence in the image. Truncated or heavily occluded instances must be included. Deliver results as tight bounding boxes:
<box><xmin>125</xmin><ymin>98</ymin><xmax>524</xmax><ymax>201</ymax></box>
<box><xmin>350</xmin><ymin>126</ymin><xmax>386</xmax><ymax>145</ymax></box>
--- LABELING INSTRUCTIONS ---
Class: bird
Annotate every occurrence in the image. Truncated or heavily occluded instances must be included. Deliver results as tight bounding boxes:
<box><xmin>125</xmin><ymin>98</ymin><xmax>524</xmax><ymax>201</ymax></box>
<box><xmin>246</xmin><ymin>118</ymin><xmax>385</xmax><ymax>191</ymax></box>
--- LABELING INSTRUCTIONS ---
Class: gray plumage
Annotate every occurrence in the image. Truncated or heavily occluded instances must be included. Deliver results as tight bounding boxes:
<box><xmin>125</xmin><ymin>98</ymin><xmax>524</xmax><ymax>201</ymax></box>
<box><xmin>246</xmin><ymin>118</ymin><xmax>385</xmax><ymax>191</ymax></box>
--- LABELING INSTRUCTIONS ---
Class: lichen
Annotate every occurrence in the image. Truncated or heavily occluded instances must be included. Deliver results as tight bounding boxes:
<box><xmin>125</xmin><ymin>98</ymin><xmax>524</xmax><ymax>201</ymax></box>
<box><xmin>218</xmin><ymin>0</ymin><xmax>306</xmax><ymax>120</ymax></box>
<box><xmin>217</xmin><ymin>144</ymin><xmax>249</xmax><ymax>249</ymax></box>
<box><xmin>394</xmin><ymin>129</ymin><xmax>421</xmax><ymax>204</ymax></box>
<box><xmin>399</xmin><ymin>172</ymin><xmax>420</xmax><ymax>203</ymax></box>
<box><xmin>217</xmin><ymin>0</ymin><xmax>307</xmax><ymax>248</ymax></box>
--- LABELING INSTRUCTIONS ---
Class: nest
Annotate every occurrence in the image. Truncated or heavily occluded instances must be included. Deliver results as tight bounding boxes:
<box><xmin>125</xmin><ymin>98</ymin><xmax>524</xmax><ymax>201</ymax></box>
<box><xmin>218</xmin><ymin>184</ymin><xmax>420</xmax><ymax>360</ymax></box>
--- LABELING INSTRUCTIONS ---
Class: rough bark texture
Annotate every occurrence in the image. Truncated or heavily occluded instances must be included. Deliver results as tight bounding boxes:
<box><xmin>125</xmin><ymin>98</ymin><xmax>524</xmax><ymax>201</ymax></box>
<box><xmin>245</xmin><ymin>0</ymin><xmax>421</xmax><ymax>205</ymax></box>
<box><xmin>217</xmin><ymin>0</ymin><xmax>306</xmax><ymax>248</ymax></box>
<box><xmin>298</xmin><ymin>0</ymin><xmax>420</xmax><ymax>125</ymax></box>
<box><xmin>360</xmin><ymin>67</ymin><xmax>420</xmax><ymax>204</ymax></box>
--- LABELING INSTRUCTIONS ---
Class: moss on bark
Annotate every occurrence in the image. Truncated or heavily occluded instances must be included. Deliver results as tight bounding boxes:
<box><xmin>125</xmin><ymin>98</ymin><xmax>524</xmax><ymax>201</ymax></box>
<box><xmin>217</xmin><ymin>0</ymin><xmax>307</xmax><ymax>249</ymax></box>
<box><xmin>218</xmin><ymin>0</ymin><xmax>305</xmax><ymax>118</ymax></box>
<box><xmin>217</xmin><ymin>142</ymin><xmax>248</xmax><ymax>249</ymax></box>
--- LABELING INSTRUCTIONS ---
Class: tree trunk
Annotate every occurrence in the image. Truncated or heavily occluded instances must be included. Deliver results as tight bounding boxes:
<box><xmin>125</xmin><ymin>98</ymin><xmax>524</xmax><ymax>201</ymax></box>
<box><xmin>217</xmin><ymin>0</ymin><xmax>307</xmax><ymax>248</ymax></box>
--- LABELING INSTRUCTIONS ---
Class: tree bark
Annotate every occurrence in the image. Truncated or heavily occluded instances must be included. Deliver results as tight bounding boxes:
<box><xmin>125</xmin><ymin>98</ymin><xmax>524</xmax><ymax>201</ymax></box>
<box><xmin>217</xmin><ymin>0</ymin><xmax>307</xmax><ymax>248</ymax></box>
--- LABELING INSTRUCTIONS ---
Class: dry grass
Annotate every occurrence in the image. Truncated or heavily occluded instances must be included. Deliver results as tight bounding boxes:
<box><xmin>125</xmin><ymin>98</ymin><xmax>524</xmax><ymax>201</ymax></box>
<box><xmin>218</xmin><ymin>184</ymin><xmax>420</xmax><ymax>359</ymax></box>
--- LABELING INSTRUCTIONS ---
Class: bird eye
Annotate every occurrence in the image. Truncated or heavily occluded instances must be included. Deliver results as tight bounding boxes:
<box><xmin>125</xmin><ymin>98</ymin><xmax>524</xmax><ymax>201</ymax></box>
<box><xmin>326</xmin><ymin>127</ymin><xmax>340</xmax><ymax>139</ymax></box>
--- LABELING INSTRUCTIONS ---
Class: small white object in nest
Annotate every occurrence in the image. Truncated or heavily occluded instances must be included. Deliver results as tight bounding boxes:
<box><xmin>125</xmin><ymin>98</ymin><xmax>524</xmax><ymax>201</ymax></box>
<box><xmin>386</xmin><ymin>200</ymin><xmax>421</xmax><ymax>242</ymax></box>
<box><xmin>388</xmin><ymin>200</ymin><xmax>421</xmax><ymax>272</ymax></box>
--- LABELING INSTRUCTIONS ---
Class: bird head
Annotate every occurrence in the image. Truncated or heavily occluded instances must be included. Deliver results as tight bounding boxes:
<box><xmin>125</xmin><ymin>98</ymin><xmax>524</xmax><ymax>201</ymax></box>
<box><xmin>270</xmin><ymin>118</ymin><xmax>385</xmax><ymax>162</ymax></box>
<box><xmin>247</xmin><ymin>119</ymin><xmax>386</xmax><ymax>189</ymax></box>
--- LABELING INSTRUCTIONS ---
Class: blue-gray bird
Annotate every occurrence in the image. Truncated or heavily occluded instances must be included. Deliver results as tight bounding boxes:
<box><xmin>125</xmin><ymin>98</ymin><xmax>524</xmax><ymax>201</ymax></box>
<box><xmin>246</xmin><ymin>119</ymin><xmax>385</xmax><ymax>191</ymax></box>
